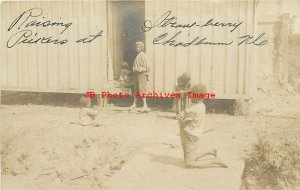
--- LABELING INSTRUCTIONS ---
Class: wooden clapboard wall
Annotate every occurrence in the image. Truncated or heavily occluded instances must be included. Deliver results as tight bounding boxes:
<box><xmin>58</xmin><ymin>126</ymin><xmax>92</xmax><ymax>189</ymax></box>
<box><xmin>1</xmin><ymin>0</ymin><xmax>107</xmax><ymax>93</ymax></box>
<box><xmin>145</xmin><ymin>0</ymin><xmax>254</xmax><ymax>99</ymax></box>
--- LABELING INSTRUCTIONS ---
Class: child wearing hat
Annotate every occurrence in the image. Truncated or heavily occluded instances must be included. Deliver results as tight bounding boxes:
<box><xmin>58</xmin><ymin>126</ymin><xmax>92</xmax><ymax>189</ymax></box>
<box><xmin>173</xmin><ymin>72</ymin><xmax>192</xmax><ymax>116</ymax></box>
<box><xmin>130</xmin><ymin>41</ymin><xmax>150</xmax><ymax>112</ymax></box>
<box><xmin>178</xmin><ymin>84</ymin><xmax>227</xmax><ymax>168</ymax></box>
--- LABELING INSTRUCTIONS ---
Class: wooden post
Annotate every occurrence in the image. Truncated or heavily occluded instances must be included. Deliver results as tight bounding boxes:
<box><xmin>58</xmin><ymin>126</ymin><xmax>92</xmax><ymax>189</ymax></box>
<box><xmin>279</xmin><ymin>13</ymin><xmax>290</xmax><ymax>87</ymax></box>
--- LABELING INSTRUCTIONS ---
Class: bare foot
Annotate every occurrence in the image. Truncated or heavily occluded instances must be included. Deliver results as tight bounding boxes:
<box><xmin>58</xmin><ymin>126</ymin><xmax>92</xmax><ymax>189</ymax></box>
<box><xmin>216</xmin><ymin>160</ymin><xmax>228</xmax><ymax>168</ymax></box>
<box><xmin>129</xmin><ymin>105</ymin><xmax>137</xmax><ymax>110</ymax></box>
<box><xmin>141</xmin><ymin>107</ymin><xmax>150</xmax><ymax>113</ymax></box>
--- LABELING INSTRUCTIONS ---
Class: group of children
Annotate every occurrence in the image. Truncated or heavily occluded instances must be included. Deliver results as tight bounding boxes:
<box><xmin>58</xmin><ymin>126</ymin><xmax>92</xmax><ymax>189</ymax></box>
<box><xmin>77</xmin><ymin>41</ymin><xmax>227</xmax><ymax>169</ymax></box>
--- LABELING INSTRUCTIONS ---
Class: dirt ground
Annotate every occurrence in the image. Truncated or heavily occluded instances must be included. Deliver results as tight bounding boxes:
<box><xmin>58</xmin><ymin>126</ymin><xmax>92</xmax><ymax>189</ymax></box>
<box><xmin>1</xmin><ymin>99</ymin><xmax>299</xmax><ymax>190</ymax></box>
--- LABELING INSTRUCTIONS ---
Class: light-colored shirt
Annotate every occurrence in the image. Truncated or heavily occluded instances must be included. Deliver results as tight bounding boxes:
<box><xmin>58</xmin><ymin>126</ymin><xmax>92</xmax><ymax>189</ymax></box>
<box><xmin>133</xmin><ymin>52</ymin><xmax>149</xmax><ymax>73</ymax></box>
<box><xmin>179</xmin><ymin>102</ymin><xmax>206</xmax><ymax>142</ymax></box>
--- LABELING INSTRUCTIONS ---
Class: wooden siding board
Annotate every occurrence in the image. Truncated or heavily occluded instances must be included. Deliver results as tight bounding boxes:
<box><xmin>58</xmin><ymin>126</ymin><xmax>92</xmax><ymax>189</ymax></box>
<box><xmin>7</xmin><ymin>1</ymin><xmax>18</xmax><ymax>88</ymax></box>
<box><xmin>229</xmin><ymin>1</ymin><xmax>239</xmax><ymax>95</ymax></box>
<box><xmin>206</xmin><ymin>0</ymin><xmax>215</xmax><ymax>92</ymax></box>
<box><xmin>225</xmin><ymin>0</ymin><xmax>232</xmax><ymax>94</ymax></box>
<box><xmin>153</xmin><ymin>0</ymin><xmax>165</xmax><ymax>92</ymax></box>
<box><xmin>223</xmin><ymin>0</ymin><xmax>229</xmax><ymax>94</ymax></box>
<box><xmin>58</xmin><ymin>1</ymin><xmax>69</xmax><ymax>90</ymax></box>
<box><xmin>238</xmin><ymin>1</ymin><xmax>247</xmax><ymax>94</ymax></box>
<box><xmin>145</xmin><ymin>0</ymin><xmax>155</xmax><ymax>91</ymax></box>
<box><xmin>68</xmin><ymin>1</ymin><xmax>78</xmax><ymax>90</ymax></box>
<box><xmin>200</xmin><ymin>0</ymin><xmax>210</xmax><ymax>88</ymax></box>
<box><xmin>190</xmin><ymin>1</ymin><xmax>202</xmax><ymax>84</ymax></box>
<box><xmin>98</xmin><ymin>0</ymin><xmax>107</xmax><ymax>86</ymax></box>
<box><xmin>173</xmin><ymin>0</ymin><xmax>180</xmax><ymax>87</ymax></box>
<box><xmin>27</xmin><ymin>1</ymin><xmax>39</xmax><ymax>89</ymax></box>
<box><xmin>17</xmin><ymin>2</ymin><xmax>29</xmax><ymax>88</ymax></box>
<box><xmin>89</xmin><ymin>0</ymin><xmax>97</xmax><ymax>90</ymax></box>
<box><xmin>36</xmin><ymin>1</ymin><xmax>48</xmax><ymax>89</ymax></box>
<box><xmin>245</xmin><ymin>1</ymin><xmax>254</xmax><ymax>96</ymax></box>
<box><xmin>175</xmin><ymin>1</ymin><xmax>189</xmax><ymax>81</ymax></box>
<box><xmin>213</xmin><ymin>0</ymin><xmax>226</xmax><ymax>94</ymax></box>
<box><xmin>198</xmin><ymin>0</ymin><xmax>204</xmax><ymax>85</ymax></box>
<box><xmin>89</xmin><ymin>0</ymin><xmax>107</xmax><ymax>91</ymax></box>
<box><xmin>1</xmin><ymin>2</ymin><xmax>8</xmax><ymax>88</ymax></box>
<box><xmin>78</xmin><ymin>1</ymin><xmax>90</xmax><ymax>91</ymax></box>
<box><xmin>164</xmin><ymin>0</ymin><xmax>177</xmax><ymax>92</ymax></box>
<box><xmin>47</xmin><ymin>2</ymin><xmax>59</xmax><ymax>89</ymax></box>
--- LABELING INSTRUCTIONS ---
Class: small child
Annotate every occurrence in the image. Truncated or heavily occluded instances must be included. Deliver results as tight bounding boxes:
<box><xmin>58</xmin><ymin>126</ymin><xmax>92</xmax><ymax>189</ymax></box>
<box><xmin>78</xmin><ymin>96</ymin><xmax>99</xmax><ymax>126</ymax></box>
<box><xmin>173</xmin><ymin>72</ymin><xmax>191</xmax><ymax>116</ymax></box>
<box><xmin>119</xmin><ymin>62</ymin><xmax>133</xmax><ymax>87</ymax></box>
<box><xmin>178</xmin><ymin>84</ymin><xmax>227</xmax><ymax>168</ymax></box>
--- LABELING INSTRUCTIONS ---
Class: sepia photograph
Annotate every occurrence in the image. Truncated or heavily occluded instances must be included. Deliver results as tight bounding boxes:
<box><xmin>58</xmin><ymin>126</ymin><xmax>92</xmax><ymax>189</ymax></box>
<box><xmin>1</xmin><ymin>0</ymin><xmax>300</xmax><ymax>189</ymax></box>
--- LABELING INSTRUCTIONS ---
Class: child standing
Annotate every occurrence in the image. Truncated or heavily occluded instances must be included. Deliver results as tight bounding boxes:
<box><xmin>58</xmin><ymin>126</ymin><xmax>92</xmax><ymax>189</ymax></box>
<box><xmin>178</xmin><ymin>84</ymin><xmax>227</xmax><ymax>168</ymax></box>
<box><xmin>130</xmin><ymin>41</ymin><xmax>150</xmax><ymax>112</ymax></box>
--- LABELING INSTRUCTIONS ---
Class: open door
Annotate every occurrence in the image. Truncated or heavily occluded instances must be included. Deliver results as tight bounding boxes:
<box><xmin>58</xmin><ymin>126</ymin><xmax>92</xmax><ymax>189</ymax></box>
<box><xmin>107</xmin><ymin>1</ymin><xmax>145</xmax><ymax>80</ymax></box>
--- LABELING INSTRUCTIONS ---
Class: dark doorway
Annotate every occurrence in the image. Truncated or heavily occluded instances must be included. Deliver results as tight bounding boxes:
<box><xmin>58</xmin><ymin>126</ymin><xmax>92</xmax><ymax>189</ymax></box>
<box><xmin>108</xmin><ymin>1</ymin><xmax>145</xmax><ymax>80</ymax></box>
<box><xmin>119</xmin><ymin>1</ymin><xmax>145</xmax><ymax>69</ymax></box>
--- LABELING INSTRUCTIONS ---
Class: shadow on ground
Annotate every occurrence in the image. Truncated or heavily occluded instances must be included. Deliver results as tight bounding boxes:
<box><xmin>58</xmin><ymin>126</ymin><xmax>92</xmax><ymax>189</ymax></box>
<box><xmin>150</xmin><ymin>154</ymin><xmax>185</xmax><ymax>168</ymax></box>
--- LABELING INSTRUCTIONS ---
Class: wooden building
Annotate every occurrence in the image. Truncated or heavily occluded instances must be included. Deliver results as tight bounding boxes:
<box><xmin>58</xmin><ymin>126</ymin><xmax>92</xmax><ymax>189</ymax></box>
<box><xmin>1</xmin><ymin>0</ymin><xmax>256</xmax><ymax>99</ymax></box>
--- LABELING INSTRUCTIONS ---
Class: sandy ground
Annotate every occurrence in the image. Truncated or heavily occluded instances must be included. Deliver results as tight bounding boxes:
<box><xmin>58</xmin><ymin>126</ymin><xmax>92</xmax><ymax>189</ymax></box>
<box><xmin>1</xmin><ymin>104</ymin><xmax>300</xmax><ymax>190</ymax></box>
